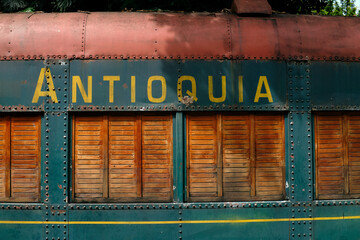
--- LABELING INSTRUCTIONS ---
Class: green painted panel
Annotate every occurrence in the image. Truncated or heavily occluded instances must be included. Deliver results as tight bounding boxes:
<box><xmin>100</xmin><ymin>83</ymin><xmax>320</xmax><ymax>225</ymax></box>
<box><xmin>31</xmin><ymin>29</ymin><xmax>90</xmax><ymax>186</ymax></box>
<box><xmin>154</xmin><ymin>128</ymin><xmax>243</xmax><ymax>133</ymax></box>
<box><xmin>69</xmin><ymin>60</ymin><xmax>287</xmax><ymax>109</ymax></box>
<box><xmin>311</xmin><ymin>62</ymin><xmax>360</xmax><ymax>108</ymax></box>
<box><xmin>313</xmin><ymin>205</ymin><xmax>360</xmax><ymax>240</ymax></box>
<box><xmin>181</xmin><ymin>207</ymin><xmax>290</xmax><ymax>240</ymax></box>
<box><xmin>0</xmin><ymin>60</ymin><xmax>68</xmax><ymax>109</ymax></box>
<box><xmin>0</xmin><ymin>210</ymin><xmax>44</xmax><ymax>240</ymax></box>
<box><xmin>69</xmin><ymin>209</ymin><xmax>178</xmax><ymax>240</ymax></box>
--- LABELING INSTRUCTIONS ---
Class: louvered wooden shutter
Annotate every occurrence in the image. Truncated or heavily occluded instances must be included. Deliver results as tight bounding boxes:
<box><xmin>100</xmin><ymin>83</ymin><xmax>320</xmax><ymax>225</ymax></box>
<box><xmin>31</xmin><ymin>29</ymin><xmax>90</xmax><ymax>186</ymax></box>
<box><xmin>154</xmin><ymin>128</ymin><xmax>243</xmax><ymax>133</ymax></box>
<box><xmin>348</xmin><ymin>115</ymin><xmax>360</xmax><ymax>196</ymax></box>
<box><xmin>74</xmin><ymin>114</ymin><xmax>173</xmax><ymax>202</ymax></box>
<box><xmin>188</xmin><ymin>113</ymin><xmax>284</xmax><ymax>202</ymax></box>
<box><xmin>0</xmin><ymin>117</ymin><xmax>10</xmax><ymax>199</ymax></box>
<box><xmin>142</xmin><ymin>115</ymin><xmax>173</xmax><ymax>201</ymax></box>
<box><xmin>222</xmin><ymin>115</ymin><xmax>251</xmax><ymax>200</ymax></box>
<box><xmin>315</xmin><ymin>114</ymin><xmax>345</xmax><ymax>199</ymax></box>
<box><xmin>108</xmin><ymin>116</ymin><xmax>141</xmax><ymax>199</ymax></box>
<box><xmin>73</xmin><ymin>116</ymin><xmax>107</xmax><ymax>200</ymax></box>
<box><xmin>254</xmin><ymin>115</ymin><xmax>285</xmax><ymax>200</ymax></box>
<box><xmin>187</xmin><ymin>114</ymin><xmax>220</xmax><ymax>201</ymax></box>
<box><xmin>10</xmin><ymin>117</ymin><xmax>40</xmax><ymax>201</ymax></box>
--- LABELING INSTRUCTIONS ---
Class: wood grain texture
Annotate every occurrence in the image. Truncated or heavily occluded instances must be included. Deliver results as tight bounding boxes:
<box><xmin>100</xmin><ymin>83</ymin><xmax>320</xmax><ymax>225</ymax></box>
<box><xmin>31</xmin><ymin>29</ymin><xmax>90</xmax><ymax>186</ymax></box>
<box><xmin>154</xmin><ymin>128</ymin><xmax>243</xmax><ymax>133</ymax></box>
<box><xmin>314</xmin><ymin>113</ymin><xmax>360</xmax><ymax>199</ymax></box>
<box><xmin>141</xmin><ymin>115</ymin><xmax>173</xmax><ymax>201</ymax></box>
<box><xmin>254</xmin><ymin>114</ymin><xmax>285</xmax><ymax>200</ymax></box>
<box><xmin>74</xmin><ymin>116</ymin><xmax>107</xmax><ymax>200</ymax></box>
<box><xmin>187</xmin><ymin>114</ymin><xmax>219</xmax><ymax>201</ymax></box>
<box><xmin>74</xmin><ymin>114</ymin><xmax>173</xmax><ymax>202</ymax></box>
<box><xmin>187</xmin><ymin>113</ymin><xmax>285</xmax><ymax>202</ymax></box>
<box><xmin>348</xmin><ymin>115</ymin><xmax>360</xmax><ymax>195</ymax></box>
<box><xmin>10</xmin><ymin>117</ymin><xmax>41</xmax><ymax>201</ymax></box>
<box><xmin>0</xmin><ymin>117</ymin><xmax>10</xmax><ymax>199</ymax></box>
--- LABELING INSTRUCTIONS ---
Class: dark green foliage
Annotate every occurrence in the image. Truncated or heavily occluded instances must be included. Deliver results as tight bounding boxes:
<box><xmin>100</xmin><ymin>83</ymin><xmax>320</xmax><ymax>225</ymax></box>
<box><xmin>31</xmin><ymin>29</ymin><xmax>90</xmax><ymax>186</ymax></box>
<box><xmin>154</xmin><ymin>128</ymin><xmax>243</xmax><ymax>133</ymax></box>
<box><xmin>0</xmin><ymin>0</ymin><xmax>232</xmax><ymax>12</ymax></box>
<box><xmin>0</xmin><ymin>0</ymin><xmax>357</xmax><ymax>16</ymax></box>
<box><xmin>268</xmin><ymin>0</ymin><xmax>328</xmax><ymax>14</ymax></box>
<box><xmin>314</xmin><ymin>0</ymin><xmax>358</xmax><ymax>16</ymax></box>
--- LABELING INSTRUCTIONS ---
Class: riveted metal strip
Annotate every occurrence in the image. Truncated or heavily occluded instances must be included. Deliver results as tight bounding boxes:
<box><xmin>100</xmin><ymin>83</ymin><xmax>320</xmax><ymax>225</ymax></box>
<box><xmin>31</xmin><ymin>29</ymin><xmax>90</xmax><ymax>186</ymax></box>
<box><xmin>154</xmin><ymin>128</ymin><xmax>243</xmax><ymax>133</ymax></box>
<box><xmin>42</xmin><ymin>59</ymin><xmax>69</xmax><ymax>240</ymax></box>
<box><xmin>288</xmin><ymin>60</ymin><xmax>313</xmax><ymax>239</ymax></box>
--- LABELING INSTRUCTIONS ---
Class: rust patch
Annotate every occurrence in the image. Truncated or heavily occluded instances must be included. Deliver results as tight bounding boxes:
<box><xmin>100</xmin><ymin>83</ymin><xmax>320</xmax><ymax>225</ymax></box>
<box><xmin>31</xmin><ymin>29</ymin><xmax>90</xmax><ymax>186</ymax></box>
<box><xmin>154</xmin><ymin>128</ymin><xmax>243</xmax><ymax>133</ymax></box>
<box><xmin>123</xmin><ymin>83</ymin><xmax>128</xmax><ymax>89</ymax></box>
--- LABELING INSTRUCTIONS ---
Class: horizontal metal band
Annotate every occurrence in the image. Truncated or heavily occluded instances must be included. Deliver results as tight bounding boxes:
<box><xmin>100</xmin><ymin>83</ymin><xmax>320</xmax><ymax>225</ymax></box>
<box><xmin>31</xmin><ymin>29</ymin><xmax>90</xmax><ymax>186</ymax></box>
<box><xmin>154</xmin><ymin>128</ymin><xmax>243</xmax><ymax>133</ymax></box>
<box><xmin>1</xmin><ymin>216</ymin><xmax>360</xmax><ymax>225</ymax></box>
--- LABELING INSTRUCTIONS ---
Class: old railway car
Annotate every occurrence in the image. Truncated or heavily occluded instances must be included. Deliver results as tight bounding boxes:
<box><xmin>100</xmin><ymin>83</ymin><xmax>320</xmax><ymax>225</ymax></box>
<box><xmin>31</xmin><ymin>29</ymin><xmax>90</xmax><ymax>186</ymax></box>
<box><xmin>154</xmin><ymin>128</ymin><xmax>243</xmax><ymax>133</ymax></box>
<box><xmin>0</xmin><ymin>0</ymin><xmax>360</xmax><ymax>239</ymax></box>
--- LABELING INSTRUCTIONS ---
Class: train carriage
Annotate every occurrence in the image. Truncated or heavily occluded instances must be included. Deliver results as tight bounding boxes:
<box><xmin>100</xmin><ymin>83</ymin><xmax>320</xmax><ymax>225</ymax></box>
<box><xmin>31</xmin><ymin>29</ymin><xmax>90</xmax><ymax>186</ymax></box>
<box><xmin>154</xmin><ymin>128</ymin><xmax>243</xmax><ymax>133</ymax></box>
<box><xmin>0</xmin><ymin>0</ymin><xmax>360</xmax><ymax>239</ymax></box>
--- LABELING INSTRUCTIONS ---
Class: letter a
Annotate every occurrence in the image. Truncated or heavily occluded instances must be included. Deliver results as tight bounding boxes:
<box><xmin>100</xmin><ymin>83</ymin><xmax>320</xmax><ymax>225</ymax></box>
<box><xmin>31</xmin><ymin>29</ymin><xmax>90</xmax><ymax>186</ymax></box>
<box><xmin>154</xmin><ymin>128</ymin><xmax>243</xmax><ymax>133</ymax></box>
<box><xmin>254</xmin><ymin>76</ymin><xmax>273</xmax><ymax>103</ymax></box>
<box><xmin>32</xmin><ymin>68</ymin><xmax>58</xmax><ymax>103</ymax></box>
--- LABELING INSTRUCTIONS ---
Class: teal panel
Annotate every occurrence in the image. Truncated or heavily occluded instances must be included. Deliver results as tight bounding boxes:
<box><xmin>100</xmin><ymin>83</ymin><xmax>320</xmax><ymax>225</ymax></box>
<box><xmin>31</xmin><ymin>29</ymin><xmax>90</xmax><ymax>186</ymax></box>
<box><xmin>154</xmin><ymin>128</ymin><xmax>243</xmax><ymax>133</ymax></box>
<box><xmin>313</xmin><ymin>205</ymin><xmax>360</xmax><ymax>240</ymax></box>
<box><xmin>0</xmin><ymin>210</ymin><xmax>44</xmax><ymax>239</ymax></box>
<box><xmin>181</xmin><ymin>207</ymin><xmax>290</xmax><ymax>240</ymax></box>
<box><xmin>69</xmin><ymin>209</ymin><xmax>178</xmax><ymax>240</ymax></box>
<box><xmin>0</xmin><ymin>60</ymin><xmax>68</xmax><ymax>109</ymax></box>
<box><xmin>311</xmin><ymin>62</ymin><xmax>360</xmax><ymax>108</ymax></box>
<box><xmin>69</xmin><ymin>60</ymin><xmax>287</xmax><ymax>110</ymax></box>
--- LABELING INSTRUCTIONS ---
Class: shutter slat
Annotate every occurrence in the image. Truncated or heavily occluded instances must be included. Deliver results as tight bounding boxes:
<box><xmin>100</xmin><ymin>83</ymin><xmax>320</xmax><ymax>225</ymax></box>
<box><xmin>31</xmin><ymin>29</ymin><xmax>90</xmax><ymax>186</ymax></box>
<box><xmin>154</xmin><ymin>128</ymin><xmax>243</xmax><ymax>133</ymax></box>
<box><xmin>74</xmin><ymin>116</ymin><xmax>107</xmax><ymax>200</ymax></box>
<box><xmin>254</xmin><ymin>115</ymin><xmax>284</xmax><ymax>200</ymax></box>
<box><xmin>315</xmin><ymin>114</ymin><xmax>345</xmax><ymax>199</ymax></box>
<box><xmin>348</xmin><ymin>115</ymin><xmax>360</xmax><ymax>195</ymax></box>
<box><xmin>188</xmin><ymin>115</ymin><xmax>218</xmax><ymax>201</ymax></box>
<box><xmin>10</xmin><ymin>117</ymin><xmax>40</xmax><ymax>201</ymax></box>
<box><xmin>108</xmin><ymin>116</ymin><xmax>140</xmax><ymax>199</ymax></box>
<box><xmin>0</xmin><ymin>118</ymin><xmax>9</xmax><ymax>199</ymax></box>
<box><xmin>222</xmin><ymin>115</ymin><xmax>251</xmax><ymax>200</ymax></box>
<box><xmin>142</xmin><ymin>115</ymin><xmax>172</xmax><ymax>201</ymax></box>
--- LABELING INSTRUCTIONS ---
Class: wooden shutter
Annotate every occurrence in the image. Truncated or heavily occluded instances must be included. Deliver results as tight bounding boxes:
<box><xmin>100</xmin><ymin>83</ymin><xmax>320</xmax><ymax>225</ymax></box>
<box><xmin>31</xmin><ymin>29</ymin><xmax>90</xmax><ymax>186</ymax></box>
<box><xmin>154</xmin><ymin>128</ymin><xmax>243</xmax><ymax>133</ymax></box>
<box><xmin>10</xmin><ymin>117</ymin><xmax>40</xmax><ymax>201</ymax></box>
<box><xmin>73</xmin><ymin>116</ymin><xmax>107</xmax><ymax>200</ymax></box>
<box><xmin>0</xmin><ymin>117</ymin><xmax>10</xmax><ymax>199</ymax></box>
<box><xmin>315</xmin><ymin>114</ymin><xmax>345</xmax><ymax>199</ymax></box>
<box><xmin>347</xmin><ymin>115</ymin><xmax>360</xmax><ymax>196</ymax></box>
<box><xmin>142</xmin><ymin>115</ymin><xmax>173</xmax><ymax>201</ymax></box>
<box><xmin>222</xmin><ymin>114</ymin><xmax>251</xmax><ymax>200</ymax></box>
<box><xmin>187</xmin><ymin>114</ymin><xmax>220</xmax><ymax>201</ymax></box>
<box><xmin>254</xmin><ymin>115</ymin><xmax>285</xmax><ymax>200</ymax></box>
<box><xmin>108</xmin><ymin>116</ymin><xmax>141</xmax><ymax>199</ymax></box>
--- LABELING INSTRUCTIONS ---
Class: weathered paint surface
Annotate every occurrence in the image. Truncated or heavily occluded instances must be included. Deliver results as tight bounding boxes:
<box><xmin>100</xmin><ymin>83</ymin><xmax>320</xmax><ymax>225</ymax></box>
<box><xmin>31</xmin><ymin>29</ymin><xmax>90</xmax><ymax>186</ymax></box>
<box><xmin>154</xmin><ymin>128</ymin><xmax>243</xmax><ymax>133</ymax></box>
<box><xmin>0</xmin><ymin>59</ymin><xmax>360</xmax><ymax>240</ymax></box>
<box><xmin>0</xmin><ymin>13</ymin><xmax>359</xmax><ymax>61</ymax></box>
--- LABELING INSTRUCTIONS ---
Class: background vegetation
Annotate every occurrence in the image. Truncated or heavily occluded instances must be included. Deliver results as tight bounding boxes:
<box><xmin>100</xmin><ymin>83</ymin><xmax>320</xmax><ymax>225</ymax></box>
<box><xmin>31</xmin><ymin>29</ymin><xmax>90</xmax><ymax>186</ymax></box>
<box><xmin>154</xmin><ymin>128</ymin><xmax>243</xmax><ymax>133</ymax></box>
<box><xmin>0</xmin><ymin>0</ymin><xmax>358</xmax><ymax>16</ymax></box>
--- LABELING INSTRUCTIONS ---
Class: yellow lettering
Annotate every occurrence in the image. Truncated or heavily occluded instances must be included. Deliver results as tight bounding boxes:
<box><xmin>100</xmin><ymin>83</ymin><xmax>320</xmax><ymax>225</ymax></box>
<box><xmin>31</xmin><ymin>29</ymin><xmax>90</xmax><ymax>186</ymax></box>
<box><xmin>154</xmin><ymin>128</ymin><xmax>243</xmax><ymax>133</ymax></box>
<box><xmin>131</xmin><ymin>76</ymin><xmax>136</xmax><ymax>103</ymax></box>
<box><xmin>177</xmin><ymin>76</ymin><xmax>198</xmax><ymax>101</ymax></box>
<box><xmin>32</xmin><ymin>68</ymin><xmax>58</xmax><ymax>103</ymax></box>
<box><xmin>208</xmin><ymin>76</ymin><xmax>226</xmax><ymax>103</ymax></box>
<box><xmin>147</xmin><ymin>76</ymin><xmax>166</xmax><ymax>103</ymax></box>
<box><xmin>72</xmin><ymin>76</ymin><xmax>92</xmax><ymax>103</ymax></box>
<box><xmin>254</xmin><ymin>76</ymin><xmax>273</xmax><ymax>103</ymax></box>
<box><xmin>239</xmin><ymin>76</ymin><xmax>243</xmax><ymax>103</ymax></box>
<box><xmin>103</xmin><ymin>76</ymin><xmax>120</xmax><ymax>103</ymax></box>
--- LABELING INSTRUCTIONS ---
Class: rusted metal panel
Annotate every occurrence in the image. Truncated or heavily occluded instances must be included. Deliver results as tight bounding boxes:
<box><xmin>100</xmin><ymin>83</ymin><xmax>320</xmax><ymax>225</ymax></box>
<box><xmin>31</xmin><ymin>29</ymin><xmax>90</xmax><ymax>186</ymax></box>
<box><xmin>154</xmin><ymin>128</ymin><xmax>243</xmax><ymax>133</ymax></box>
<box><xmin>85</xmin><ymin>13</ymin><xmax>230</xmax><ymax>59</ymax></box>
<box><xmin>0</xmin><ymin>13</ymin><xmax>84</xmax><ymax>60</ymax></box>
<box><xmin>0</xmin><ymin>12</ymin><xmax>359</xmax><ymax>60</ymax></box>
<box><xmin>231</xmin><ymin>0</ymin><xmax>272</xmax><ymax>15</ymax></box>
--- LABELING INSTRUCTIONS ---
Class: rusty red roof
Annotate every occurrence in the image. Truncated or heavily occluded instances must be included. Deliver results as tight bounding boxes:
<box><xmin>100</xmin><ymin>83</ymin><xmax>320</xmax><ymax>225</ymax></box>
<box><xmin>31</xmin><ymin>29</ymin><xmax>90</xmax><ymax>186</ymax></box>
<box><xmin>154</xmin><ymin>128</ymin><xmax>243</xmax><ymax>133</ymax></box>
<box><xmin>0</xmin><ymin>12</ymin><xmax>359</xmax><ymax>61</ymax></box>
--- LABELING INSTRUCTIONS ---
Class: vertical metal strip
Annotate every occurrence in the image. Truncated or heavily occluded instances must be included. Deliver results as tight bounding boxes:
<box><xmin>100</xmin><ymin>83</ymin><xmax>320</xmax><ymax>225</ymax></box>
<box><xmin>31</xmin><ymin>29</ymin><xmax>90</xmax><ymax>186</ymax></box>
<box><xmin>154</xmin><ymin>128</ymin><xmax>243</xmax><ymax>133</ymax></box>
<box><xmin>173</xmin><ymin>112</ymin><xmax>184</xmax><ymax>203</ymax></box>
<box><xmin>288</xmin><ymin>60</ymin><xmax>313</xmax><ymax>239</ymax></box>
